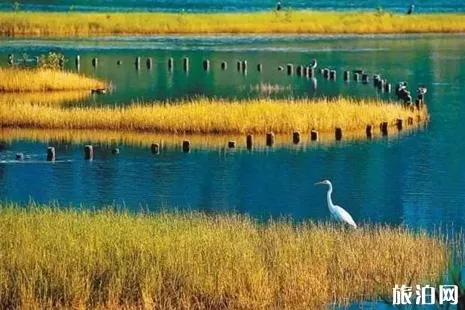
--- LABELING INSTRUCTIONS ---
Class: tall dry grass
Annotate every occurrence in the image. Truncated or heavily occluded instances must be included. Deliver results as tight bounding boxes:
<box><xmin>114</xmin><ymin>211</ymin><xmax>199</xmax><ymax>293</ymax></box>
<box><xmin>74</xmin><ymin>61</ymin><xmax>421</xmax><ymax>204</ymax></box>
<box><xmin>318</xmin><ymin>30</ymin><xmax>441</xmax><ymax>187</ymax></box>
<box><xmin>0</xmin><ymin>11</ymin><xmax>465</xmax><ymax>36</ymax></box>
<box><xmin>0</xmin><ymin>67</ymin><xmax>105</xmax><ymax>92</ymax></box>
<box><xmin>0</xmin><ymin>97</ymin><xmax>427</xmax><ymax>134</ymax></box>
<box><xmin>0</xmin><ymin>203</ymin><xmax>448</xmax><ymax>309</ymax></box>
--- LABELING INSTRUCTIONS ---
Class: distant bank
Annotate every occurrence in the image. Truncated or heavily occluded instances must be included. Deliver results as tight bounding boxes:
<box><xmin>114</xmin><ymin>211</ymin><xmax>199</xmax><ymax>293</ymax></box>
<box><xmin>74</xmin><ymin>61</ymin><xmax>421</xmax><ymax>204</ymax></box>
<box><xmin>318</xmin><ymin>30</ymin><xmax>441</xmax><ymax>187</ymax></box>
<box><xmin>1</xmin><ymin>11</ymin><xmax>465</xmax><ymax>36</ymax></box>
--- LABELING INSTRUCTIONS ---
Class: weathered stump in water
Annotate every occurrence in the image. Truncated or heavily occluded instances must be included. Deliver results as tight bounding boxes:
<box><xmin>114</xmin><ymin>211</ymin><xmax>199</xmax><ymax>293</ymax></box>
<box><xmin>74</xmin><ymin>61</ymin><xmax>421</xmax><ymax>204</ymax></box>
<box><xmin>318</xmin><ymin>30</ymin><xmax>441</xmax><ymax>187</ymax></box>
<box><xmin>266</xmin><ymin>132</ymin><xmax>275</xmax><ymax>147</ymax></box>
<box><xmin>182</xmin><ymin>140</ymin><xmax>190</xmax><ymax>153</ymax></box>
<box><xmin>293</xmin><ymin>131</ymin><xmax>301</xmax><ymax>144</ymax></box>
<box><xmin>228</xmin><ymin>141</ymin><xmax>236</xmax><ymax>148</ymax></box>
<box><xmin>183</xmin><ymin>57</ymin><xmax>189</xmax><ymax>72</ymax></box>
<box><xmin>396</xmin><ymin>119</ymin><xmax>403</xmax><ymax>131</ymax></box>
<box><xmin>366</xmin><ymin>125</ymin><xmax>373</xmax><ymax>139</ymax></box>
<box><xmin>344</xmin><ymin>71</ymin><xmax>350</xmax><ymax>81</ymax></box>
<box><xmin>16</xmin><ymin>153</ymin><xmax>24</xmax><ymax>161</ymax></box>
<box><xmin>257</xmin><ymin>64</ymin><xmax>263</xmax><ymax>72</ymax></box>
<box><xmin>84</xmin><ymin>145</ymin><xmax>93</xmax><ymax>160</ymax></box>
<box><xmin>380</xmin><ymin>122</ymin><xmax>388</xmax><ymax>136</ymax></box>
<box><xmin>287</xmin><ymin>64</ymin><xmax>294</xmax><ymax>76</ymax></box>
<box><xmin>151</xmin><ymin>143</ymin><xmax>160</xmax><ymax>155</ymax></box>
<box><xmin>47</xmin><ymin>147</ymin><xmax>55</xmax><ymax>161</ymax></box>
<box><xmin>329</xmin><ymin>70</ymin><xmax>336</xmax><ymax>80</ymax></box>
<box><xmin>335</xmin><ymin>128</ymin><xmax>343</xmax><ymax>141</ymax></box>
<box><xmin>221</xmin><ymin>61</ymin><xmax>227</xmax><ymax>70</ymax></box>
<box><xmin>168</xmin><ymin>57</ymin><xmax>174</xmax><ymax>71</ymax></box>
<box><xmin>146</xmin><ymin>58</ymin><xmax>153</xmax><ymax>70</ymax></box>
<box><xmin>310</xmin><ymin>129</ymin><xmax>319</xmax><ymax>141</ymax></box>
<box><xmin>92</xmin><ymin>58</ymin><xmax>98</xmax><ymax>68</ymax></box>
<box><xmin>203</xmin><ymin>59</ymin><xmax>210</xmax><ymax>72</ymax></box>
<box><xmin>135</xmin><ymin>57</ymin><xmax>141</xmax><ymax>70</ymax></box>
<box><xmin>246</xmin><ymin>134</ymin><xmax>253</xmax><ymax>150</ymax></box>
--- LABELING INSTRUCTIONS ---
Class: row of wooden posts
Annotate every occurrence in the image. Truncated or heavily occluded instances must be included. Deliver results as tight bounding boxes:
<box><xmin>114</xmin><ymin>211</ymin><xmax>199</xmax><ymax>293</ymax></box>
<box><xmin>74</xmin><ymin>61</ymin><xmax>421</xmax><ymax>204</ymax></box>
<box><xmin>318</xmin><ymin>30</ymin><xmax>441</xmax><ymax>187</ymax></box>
<box><xmin>14</xmin><ymin>119</ymin><xmax>415</xmax><ymax>161</ymax></box>
<box><xmin>79</xmin><ymin>56</ymin><xmax>395</xmax><ymax>94</ymax></box>
<box><xmin>78</xmin><ymin>55</ymin><xmax>321</xmax><ymax>77</ymax></box>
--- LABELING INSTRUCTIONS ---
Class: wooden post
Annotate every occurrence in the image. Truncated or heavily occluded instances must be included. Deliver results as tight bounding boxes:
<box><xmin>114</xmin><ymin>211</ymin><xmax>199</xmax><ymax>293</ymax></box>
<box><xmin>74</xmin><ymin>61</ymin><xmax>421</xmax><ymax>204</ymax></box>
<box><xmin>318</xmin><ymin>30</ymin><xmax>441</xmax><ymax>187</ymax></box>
<box><xmin>183</xmin><ymin>57</ymin><xmax>189</xmax><ymax>72</ymax></box>
<box><xmin>396</xmin><ymin>119</ymin><xmax>403</xmax><ymax>131</ymax></box>
<box><xmin>335</xmin><ymin>128</ymin><xmax>343</xmax><ymax>141</ymax></box>
<box><xmin>203</xmin><ymin>59</ymin><xmax>210</xmax><ymax>71</ymax></box>
<box><xmin>237</xmin><ymin>61</ymin><xmax>242</xmax><ymax>72</ymax></box>
<box><xmin>16</xmin><ymin>153</ymin><xmax>24</xmax><ymax>161</ymax></box>
<box><xmin>135</xmin><ymin>57</ymin><xmax>141</xmax><ymax>70</ymax></box>
<box><xmin>353</xmin><ymin>72</ymin><xmax>360</xmax><ymax>81</ymax></box>
<box><xmin>287</xmin><ymin>64</ymin><xmax>293</xmax><ymax>75</ymax></box>
<box><xmin>242</xmin><ymin>60</ymin><xmax>247</xmax><ymax>72</ymax></box>
<box><xmin>228</xmin><ymin>141</ymin><xmax>236</xmax><ymax>148</ymax></box>
<box><xmin>384</xmin><ymin>83</ymin><xmax>392</xmax><ymax>93</ymax></box>
<box><xmin>407</xmin><ymin>117</ymin><xmax>414</xmax><ymax>125</ymax></box>
<box><xmin>296</xmin><ymin>65</ymin><xmax>303</xmax><ymax>76</ymax></box>
<box><xmin>84</xmin><ymin>145</ymin><xmax>93</xmax><ymax>160</ymax></box>
<box><xmin>293</xmin><ymin>131</ymin><xmax>301</xmax><ymax>144</ymax></box>
<box><xmin>75</xmin><ymin>55</ymin><xmax>80</xmax><ymax>70</ymax></box>
<box><xmin>112</xmin><ymin>148</ymin><xmax>120</xmax><ymax>155</ymax></box>
<box><xmin>266</xmin><ymin>132</ymin><xmax>275</xmax><ymax>147</ymax></box>
<box><xmin>168</xmin><ymin>57</ymin><xmax>174</xmax><ymax>71</ymax></box>
<box><xmin>380</xmin><ymin>122</ymin><xmax>388</xmax><ymax>136</ymax></box>
<box><xmin>182</xmin><ymin>140</ymin><xmax>190</xmax><ymax>153</ymax></box>
<box><xmin>221</xmin><ymin>61</ymin><xmax>227</xmax><ymax>70</ymax></box>
<box><xmin>117</xmin><ymin>60</ymin><xmax>122</xmax><ymax>65</ymax></box>
<box><xmin>310</xmin><ymin>129</ymin><xmax>319</xmax><ymax>141</ymax></box>
<box><xmin>246</xmin><ymin>134</ymin><xmax>253</xmax><ymax>150</ymax></box>
<box><xmin>47</xmin><ymin>147</ymin><xmax>55</xmax><ymax>161</ymax></box>
<box><xmin>344</xmin><ymin>70</ymin><xmax>350</xmax><ymax>81</ymax></box>
<box><xmin>151</xmin><ymin>143</ymin><xmax>160</xmax><ymax>155</ymax></box>
<box><xmin>323</xmin><ymin>68</ymin><xmax>330</xmax><ymax>79</ymax></box>
<box><xmin>146</xmin><ymin>58</ymin><xmax>153</xmax><ymax>70</ymax></box>
<box><xmin>92</xmin><ymin>58</ymin><xmax>98</xmax><ymax>68</ymax></box>
<box><xmin>329</xmin><ymin>70</ymin><xmax>336</xmax><ymax>80</ymax></box>
<box><xmin>257</xmin><ymin>64</ymin><xmax>263</xmax><ymax>72</ymax></box>
<box><xmin>362</xmin><ymin>73</ymin><xmax>369</xmax><ymax>84</ymax></box>
<box><xmin>278</xmin><ymin>66</ymin><xmax>284</xmax><ymax>71</ymax></box>
<box><xmin>366</xmin><ymin>125</ymin><xmax>373</xmax><ymax>139</ymax></box>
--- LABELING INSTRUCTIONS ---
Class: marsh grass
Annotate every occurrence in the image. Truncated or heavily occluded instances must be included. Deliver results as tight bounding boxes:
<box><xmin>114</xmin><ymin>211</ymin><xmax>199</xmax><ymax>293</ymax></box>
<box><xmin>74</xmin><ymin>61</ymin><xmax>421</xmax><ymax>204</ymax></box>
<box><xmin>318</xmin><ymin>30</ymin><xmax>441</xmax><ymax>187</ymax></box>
<box><xmin>0</xmin><ymin>97</ymin><xmax>427</xmax><ymax>134</ymax></box>
<box><xmin>0</xmin><ymin>11</ymin><xmax>465</xmax><ymax>36</ymax></box>
<box><xmin>0</xmin><ymin>203</ymin><xmax>448</xmax><ymax>309</ymax></box>
<box><xmin>0</xmin><ymin>67</ymin><xmax>105</xmax><ymax>92</ymax></box>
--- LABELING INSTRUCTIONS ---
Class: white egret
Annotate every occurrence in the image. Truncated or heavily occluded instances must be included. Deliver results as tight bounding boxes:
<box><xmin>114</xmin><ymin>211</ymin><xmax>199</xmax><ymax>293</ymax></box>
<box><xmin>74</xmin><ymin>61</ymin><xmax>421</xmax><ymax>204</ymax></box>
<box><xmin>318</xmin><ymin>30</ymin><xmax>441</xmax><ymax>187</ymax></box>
<box><xmin>315</xmin><ymin>180</ymin><xmax>357</xmax><ymax>229</ymax></box>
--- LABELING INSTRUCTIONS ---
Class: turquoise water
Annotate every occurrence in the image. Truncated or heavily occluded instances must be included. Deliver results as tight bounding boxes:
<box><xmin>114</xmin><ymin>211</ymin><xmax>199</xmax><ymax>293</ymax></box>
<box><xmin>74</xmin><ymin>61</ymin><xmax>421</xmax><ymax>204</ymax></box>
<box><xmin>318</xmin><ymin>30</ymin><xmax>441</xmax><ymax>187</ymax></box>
<box><xmin>0</xmin><ymin>34</ymin><xmax>464</xmax><ymax>232</ymax></box>
<box><xmin>0</xmin><ymin>0</ymin><xmax>463</xmax><ymax>13</ymax></box>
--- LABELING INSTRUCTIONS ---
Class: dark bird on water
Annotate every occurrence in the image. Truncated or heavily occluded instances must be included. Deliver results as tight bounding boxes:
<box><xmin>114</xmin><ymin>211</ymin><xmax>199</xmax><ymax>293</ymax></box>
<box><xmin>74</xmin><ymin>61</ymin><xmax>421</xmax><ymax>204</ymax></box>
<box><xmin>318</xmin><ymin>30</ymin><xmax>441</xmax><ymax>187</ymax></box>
<box><xmin>407</xmin><ymin>4</ymin><xmax>415</xmax><ymax>15</ymax></box>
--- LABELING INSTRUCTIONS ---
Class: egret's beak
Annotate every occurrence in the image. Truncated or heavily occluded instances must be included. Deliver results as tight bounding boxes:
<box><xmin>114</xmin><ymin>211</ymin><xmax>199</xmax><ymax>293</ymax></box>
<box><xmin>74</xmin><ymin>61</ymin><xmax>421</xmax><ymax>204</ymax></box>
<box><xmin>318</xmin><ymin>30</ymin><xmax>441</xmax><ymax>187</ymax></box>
<box><xmin>314</xmin><ymin>181</ymin><xmax>324</xmax><ymax>185</ymax></box>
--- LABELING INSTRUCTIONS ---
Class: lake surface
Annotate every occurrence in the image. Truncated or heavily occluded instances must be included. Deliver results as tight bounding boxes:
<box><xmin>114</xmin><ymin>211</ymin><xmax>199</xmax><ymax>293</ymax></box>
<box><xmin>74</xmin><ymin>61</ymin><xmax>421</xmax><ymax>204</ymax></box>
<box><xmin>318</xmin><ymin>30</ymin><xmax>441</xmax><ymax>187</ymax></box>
<box><xmin>0</xmin><ymin>0</ymin><xmax>463</xmax><ymax>13</ymax></box>
<box><xmin>1</xmin><ymin>34</ymin><xmax>465</xmax><ymax>232</ymax></box>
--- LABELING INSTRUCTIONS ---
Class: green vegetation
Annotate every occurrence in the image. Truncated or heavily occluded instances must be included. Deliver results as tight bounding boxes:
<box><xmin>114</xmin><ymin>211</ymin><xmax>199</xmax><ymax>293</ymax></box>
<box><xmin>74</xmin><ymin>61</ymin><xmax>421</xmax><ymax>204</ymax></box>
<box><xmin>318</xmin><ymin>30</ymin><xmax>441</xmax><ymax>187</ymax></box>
<box><xmin>0</xmin><ymin>203</ymin><xmax>447</xmax><ymax>308</ymax></box>
<box><xmin>0</xmin><ymin>11</ymin><xmax>464</xmax><ymax>36</ymax></box>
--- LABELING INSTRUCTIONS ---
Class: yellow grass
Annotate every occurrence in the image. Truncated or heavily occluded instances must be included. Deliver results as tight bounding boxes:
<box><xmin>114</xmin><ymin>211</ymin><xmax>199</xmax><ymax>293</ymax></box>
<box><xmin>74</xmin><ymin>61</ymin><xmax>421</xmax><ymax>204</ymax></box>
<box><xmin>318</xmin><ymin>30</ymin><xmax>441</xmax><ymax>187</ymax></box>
<box><xmin>0</xmin><ymin>11</ymin><xmax>465</xmax><ymax>36</ymax></box>
<box><xmin>0</xmin><ymin>67</ymin><xmax>105</xmax><ymax>92</ymax></box>
<box><xmin>0</xmin><ymin>203</ymin><xmax>448</xmax><ymax>309</ymax></box>
<box><xmin>0</xmin><ymin>97</ymin><xmax>427</xmax><ymax>134</ymax></box>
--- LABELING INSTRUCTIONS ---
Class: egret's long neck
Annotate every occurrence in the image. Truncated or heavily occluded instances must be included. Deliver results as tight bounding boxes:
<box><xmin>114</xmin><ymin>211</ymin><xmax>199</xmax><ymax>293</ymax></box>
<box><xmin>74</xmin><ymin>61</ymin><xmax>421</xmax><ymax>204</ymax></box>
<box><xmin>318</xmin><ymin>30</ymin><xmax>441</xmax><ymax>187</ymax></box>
<box><xmin>326</xmin><ymin>184</ymin><xmax>335</xmax><ymax>211</ymax></box>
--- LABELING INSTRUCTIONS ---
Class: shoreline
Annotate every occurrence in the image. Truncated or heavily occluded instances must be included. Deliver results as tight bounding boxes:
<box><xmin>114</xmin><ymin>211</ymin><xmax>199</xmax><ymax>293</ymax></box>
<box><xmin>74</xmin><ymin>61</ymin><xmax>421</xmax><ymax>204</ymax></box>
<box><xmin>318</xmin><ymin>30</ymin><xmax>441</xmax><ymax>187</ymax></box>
<box><xmin>1</xmin><ymin>11</ymin><xmax>465</xmax><ymax>36</ymax></box>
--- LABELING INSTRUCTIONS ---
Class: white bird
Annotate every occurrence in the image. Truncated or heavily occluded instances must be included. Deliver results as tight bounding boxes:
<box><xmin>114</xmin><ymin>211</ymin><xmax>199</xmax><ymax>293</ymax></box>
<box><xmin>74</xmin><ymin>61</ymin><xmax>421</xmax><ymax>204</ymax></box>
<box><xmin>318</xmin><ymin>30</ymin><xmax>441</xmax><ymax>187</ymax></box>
<box><xmin>310</xmin><ymin>59</ymin><xmax>318</xmax><ymax>70</ymax></box>
<box><xmin>315</xmin><ymin>180</ymin><xmax>357</xmax><ymax>229</ymax></box>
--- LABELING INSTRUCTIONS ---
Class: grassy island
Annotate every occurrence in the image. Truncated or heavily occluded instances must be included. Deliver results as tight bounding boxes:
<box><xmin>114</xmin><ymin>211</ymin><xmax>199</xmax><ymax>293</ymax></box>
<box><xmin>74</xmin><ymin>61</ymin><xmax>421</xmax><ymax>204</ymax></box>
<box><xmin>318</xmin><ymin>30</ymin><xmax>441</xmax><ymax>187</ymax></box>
<box><xmin>0</xmin><ymin>203</ymin><xmax>448</xmax><ymax>309</ymax></box>
<box><xmin>0</xmin><ymin>68</ymin><xmax>105</xmax><ymax>92</ymax></box>
<box><xmin>0</xmin><ymin>97</ymin><xmax>427</xmax><ymax>134</ymax></box>
<box><xmin>0</xmin><ymin>11</ymin><xmax>464</xmax><ymax>36</ymax></box>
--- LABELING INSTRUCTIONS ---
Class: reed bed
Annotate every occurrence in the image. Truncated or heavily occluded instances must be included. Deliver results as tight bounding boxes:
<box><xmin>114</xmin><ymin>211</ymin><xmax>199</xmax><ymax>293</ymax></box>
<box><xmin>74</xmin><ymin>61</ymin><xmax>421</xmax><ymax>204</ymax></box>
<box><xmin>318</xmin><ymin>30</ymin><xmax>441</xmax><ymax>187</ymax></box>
<box><xmin>0</xmin><ymin>90</ymin><xmax>92</xmax><ymax>104</ymax></box>
<box><xmin>0</xmin><ymin>97</ymin><xmax>427</xmax><ymax>134</ymax></box>
<box><xmin>0</xmin><ymin>67</ymin><xmax>105</xmax><ymax>92</ymax></box>
<box><xmin>0</xmin><ymin>11</ymin><xmax>465</xmax><ymax>36</ymax></box>
<box><xmin>0</xmin><ymin>203</ymin><xmax>448</xmax><ymax>309</ymax></box>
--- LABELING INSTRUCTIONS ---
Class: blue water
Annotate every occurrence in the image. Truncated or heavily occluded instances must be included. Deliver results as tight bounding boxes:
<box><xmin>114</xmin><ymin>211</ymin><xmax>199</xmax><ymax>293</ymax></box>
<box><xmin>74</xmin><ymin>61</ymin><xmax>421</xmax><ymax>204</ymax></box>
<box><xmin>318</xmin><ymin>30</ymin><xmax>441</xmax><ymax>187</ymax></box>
<box><xmin>1</xmin><ymin>34</ymin><xmax>465</xmax><ymax>232</ymax></box>
<box><xmin>0</xmin><ymin>0</ymin><xmax>464</xmax><ymax>13</ymax></box>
